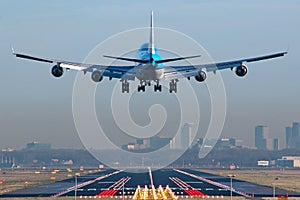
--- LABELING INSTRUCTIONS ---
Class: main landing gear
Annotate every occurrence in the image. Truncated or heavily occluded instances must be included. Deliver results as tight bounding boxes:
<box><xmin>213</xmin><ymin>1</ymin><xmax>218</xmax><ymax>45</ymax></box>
<box><xmin>121</xmin><ymin>79</ymin><xmax>129</xmax><ymax>93</ymax></box>
<box><xmin>137</xmin><ymin>80</ymin><xmax>151</xmax><ymax>92</ymax></box>
<box><xmin>138</xmin><ymin>81</ymin><xmax>146</xmax><ymax>92</ymax></box>
<box><xmin>169</xmin><ymin>79</ymin><xmax>178</xmax><ymax>93</ymax></box>
<box><xmin>121</xmin><ymin>80</ymin><xmax>178</xmax><ymax>93</ymax></box>
<box><xmin>137</xmin><ymin>80</ymin><xmax>162</xmax><ymax>93</ymax></box>
<box><xmin>154</xmin><ymin>80</ymin><xmax>162</xmax><ymax>92</ymax></box>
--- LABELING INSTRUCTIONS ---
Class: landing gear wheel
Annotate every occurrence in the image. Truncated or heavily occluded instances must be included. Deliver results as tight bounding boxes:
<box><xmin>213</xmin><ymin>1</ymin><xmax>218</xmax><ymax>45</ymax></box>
<box><xmin>158</xmin><ymin>85</ymin><xmax>162</xmax><ymax>92</ymax></box>
<box><xmin>154</xmin><ymin>84</ymin><xmax>162</xmax><ymax>92</ymax></box>
<box><xmin>138</xmin><ymin>81</ymin><xmax>146</xmax><ymax>92</ymax></box>
<box><xmin>138</xmin><ymin>85</ymin><xmax>145</xmax><ymax>92</ymax></box>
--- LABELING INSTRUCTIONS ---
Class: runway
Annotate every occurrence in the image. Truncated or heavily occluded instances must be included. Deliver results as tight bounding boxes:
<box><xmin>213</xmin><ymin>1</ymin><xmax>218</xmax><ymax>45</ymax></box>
<box><xmin>58</xmin><ymin>168</ymin><xmax>239</xmax><ymax>198</ymax></box>
<box><xmin>1</xmin><ymin>168</ymin><xmax>300</xmax><ymax>198</ymax></box>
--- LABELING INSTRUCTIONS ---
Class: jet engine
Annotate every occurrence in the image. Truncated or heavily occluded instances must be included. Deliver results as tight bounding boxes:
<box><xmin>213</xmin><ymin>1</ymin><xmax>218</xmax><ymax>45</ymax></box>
<box><xmin>235</xmin><ymin>65</ymin><xmax>248</xmax><ymax>77</ymax></box>
<box><xmin>195</xmin><ymin>70</ymin><xmax>207</xmax><ymax>82</ymax></box>
<box><xmin>51</xmin><ymin>65</ymin><xmax>64</xmax><ymax>77</ymax></box>
<box><xmin>91</xmin><ymin>70</ymin><xmax>103</xmax><ymax>82</ymax></box>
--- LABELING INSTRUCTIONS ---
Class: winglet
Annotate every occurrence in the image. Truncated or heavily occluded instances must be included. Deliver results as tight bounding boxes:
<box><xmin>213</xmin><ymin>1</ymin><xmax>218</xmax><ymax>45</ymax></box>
<box><xmin>11</xmin><ymin>46</ymin><xmax>16</xmax><ymax>55</ymax></box>
<box><xmin>286</xmin><ymin>45</ymin><xmax>290</xmax><ymax>53</ymax></box>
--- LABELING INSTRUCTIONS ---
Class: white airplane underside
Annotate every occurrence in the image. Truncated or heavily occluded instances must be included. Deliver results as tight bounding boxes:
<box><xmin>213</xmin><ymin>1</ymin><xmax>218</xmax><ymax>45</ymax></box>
<box><xmin>13</xmin><ymin>11</ymin><xmax>287</xmax><ymax>93</ymax></box>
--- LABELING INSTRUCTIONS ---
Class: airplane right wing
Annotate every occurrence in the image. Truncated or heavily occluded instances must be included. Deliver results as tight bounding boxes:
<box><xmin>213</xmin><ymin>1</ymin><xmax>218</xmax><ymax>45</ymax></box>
<box><xmin>163</xmin><ymin>51</ymin><xmax>287</xmax><ymax>80</ymax></box>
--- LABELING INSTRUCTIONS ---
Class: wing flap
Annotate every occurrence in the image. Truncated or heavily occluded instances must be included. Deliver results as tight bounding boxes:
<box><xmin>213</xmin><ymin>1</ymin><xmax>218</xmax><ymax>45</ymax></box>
<box><xmin>103</xmin><ymin>71</ymin><xmax>135</xmax><ymax>80</ymax></box>
<box><xmin>164</xmin><ymin>69</ymin><xmax>199</xmax><ymax>80</ymax></box>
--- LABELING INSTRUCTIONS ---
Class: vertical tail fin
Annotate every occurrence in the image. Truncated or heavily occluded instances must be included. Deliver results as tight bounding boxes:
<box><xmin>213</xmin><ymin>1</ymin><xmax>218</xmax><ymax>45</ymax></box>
<box><xmin>149</xmin><ymin>10</ymin><xmax>155</xmax><ymax>58</ymax></box>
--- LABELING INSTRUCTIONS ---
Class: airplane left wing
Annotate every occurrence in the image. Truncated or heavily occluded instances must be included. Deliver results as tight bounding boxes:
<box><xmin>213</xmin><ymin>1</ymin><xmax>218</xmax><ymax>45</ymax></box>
<box><xmin>163</xmin><ymin>51</ymin><xmax>287</xmax><ymax>80</ymax></box>
<box><xmin>13</xmin><ymin>52</ymin><xmax>136</xmax><ymax>79</ymax></box>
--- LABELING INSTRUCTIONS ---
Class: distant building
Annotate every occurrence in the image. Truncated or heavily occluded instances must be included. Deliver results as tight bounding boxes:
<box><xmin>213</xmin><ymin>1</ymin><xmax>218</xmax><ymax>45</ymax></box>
<box><xmin>1</xmin><ymin>148</ymin><xmax>14</xmax><ymax>168</ymax></box>
<box><xmin>276</xmin><ymin>156</ymin><xmax>300</xmax><ymax>168</ymax></box>
<box><xmin>197</xmin><ymin>138</ymin><xmax>203</xmax><ymax>147</ymax></box>
<box><xmin>255</xmin><ymin>125</ymin><xmax>271</xmax><ymax>150</ymax></box>
<box><xmin>285</xmin><ymin>122</ymin><xmax>300</xmax><ymax>149</ymax></box>
<box><xmin>257</xmin><ymin>160</ymin><xmax>269</xmax><ymax>167</ymax></box>
<box><xmin>273</xmin><ymin>138</ymin><xmax>279</xmax><ymax>151</ymax></box>
<box><xmin>216</xmin><ymin>138</ymin><xmax>230</xmax><ymax>149</ymax></box>
<box><xmin>292</xmin><ymin>122</ymin><xmax>300</xmax><ymax>148</ymax></box>
<box><xmin>181</xmin><ymin>123</ymin><xmax>192</xmax><ymax>149</ymax></box>
<box><xmin>149</xmin><ymin>137</ymin><xmax>172</xmax><ymax>150</ymax></box>
<box><xmin>285</xmin><ymin>127</ymin><xmax>292</xmax><ymax>148</ymax></box>
<box><xmin>169</xmin><ymin>138</ymin><xmax>176</xmax><ymax>149</ymax></box>
<box><xmin>122</xmin><ymin>136</ymin><xmax>172</xmax><ymax>151</ymax></box>
<box><xmin>214</xmin><ymin>138</ymin><xmax>239</xmax><ymax>149</ymax></box>
<box><xmin>26</xmin><ymin>142</ymin><xmax>51</xmax><ymax>150</ymax></box>
<box><xmin>229</xmin><ymin>138</ymin><xmax>236</xmax><ymax>146</ymax></box>
<box><xmin>292</xmin><ymin>122</ymin><xmax>299</xmax><ymax>139</ymax></box>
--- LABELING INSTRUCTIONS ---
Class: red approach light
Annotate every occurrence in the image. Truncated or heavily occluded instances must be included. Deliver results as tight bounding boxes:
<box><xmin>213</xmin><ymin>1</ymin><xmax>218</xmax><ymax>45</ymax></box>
<box><xmin>24</xmin><ymin>180</ymin><xmax>29</xmax><ymax>184</ymax></box>
<box><xmin>0</xmin><ymin>180</ymin><xmax>4</xmax><ymax>184</ymax></box>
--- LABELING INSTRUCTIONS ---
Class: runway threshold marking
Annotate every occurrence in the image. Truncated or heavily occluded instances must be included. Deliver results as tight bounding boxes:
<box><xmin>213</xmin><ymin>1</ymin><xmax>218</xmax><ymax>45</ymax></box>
<box><xmin>174</xmin><ymin>169</ymin><xmax>252</xmax><ymax>198</ymax></box>
<box><xmin>52</xmin><ymin>170</ymin><xmax>123</xmax><ymax>197</ymax></box>
<box><xmin>169</xmin><ymin>177</ymin><xmax>206</xmax><ymax>197</ymax></box>
<box><xmin>96</xmin><ymin>176</ymin><xmax>131</xmax><ymax>197</ymax></box>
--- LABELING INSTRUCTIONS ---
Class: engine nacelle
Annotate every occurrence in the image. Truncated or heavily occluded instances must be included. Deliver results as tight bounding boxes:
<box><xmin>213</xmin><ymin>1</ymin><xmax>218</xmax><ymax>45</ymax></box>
<box><xmin>51</xmin><ymin>65</ymin><xmax>64</xmax><ymax>77</ymax></box>
<box><xmin>235</xmin><ymin>65</ymin><xmax>248</xmax><ymax>77</ymax></box>
<box><xmin>195</xmin><ymin>70</ymin><xmax>207</xmax><ymax>82</ymax></box>
<box><xmin>91</xmin><ymin>70</ymin><xmax>103</xmax><ymax>82</ymax></box>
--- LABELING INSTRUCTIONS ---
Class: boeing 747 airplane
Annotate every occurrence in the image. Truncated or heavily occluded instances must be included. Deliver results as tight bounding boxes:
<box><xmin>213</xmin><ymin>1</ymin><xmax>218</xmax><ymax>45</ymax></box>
<box><xmin>13</xmin><ymin>11</ymin><xmax>287</xmax><ymax>93</ymax></box>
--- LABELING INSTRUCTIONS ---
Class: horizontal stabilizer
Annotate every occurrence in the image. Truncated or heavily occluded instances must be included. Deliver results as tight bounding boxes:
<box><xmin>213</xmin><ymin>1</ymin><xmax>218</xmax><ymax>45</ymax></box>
<box><xmin>103</xmin><ymin>55</ymin><xmax>148</xmax><ymax>63</ymax></box>
<box><xmin>155</xmin><ymin>55</ymin><xmax>201</xmax><ymax>64</ymax></box>
<box><xmin>104</xmin><ymin>55</ymin><xmax>201</xmax><ymax>64</ymax></box>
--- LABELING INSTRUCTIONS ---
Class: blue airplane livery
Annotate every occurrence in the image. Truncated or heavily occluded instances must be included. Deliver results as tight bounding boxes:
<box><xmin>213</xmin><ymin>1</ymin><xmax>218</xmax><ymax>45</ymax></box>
<box><xmin>13</xmin><ymin>11</ymin><xmax>287</xmax><ymax>93</ymax></box>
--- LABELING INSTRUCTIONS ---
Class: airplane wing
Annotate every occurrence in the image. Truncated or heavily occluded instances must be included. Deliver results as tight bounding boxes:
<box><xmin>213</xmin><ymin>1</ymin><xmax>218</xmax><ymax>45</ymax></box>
<box><xmin>163</xmin><ymin>51</ymin><xmax>287</xmax><ymax>80</ymax></box>
<box><xmin>13</xmin><ymin>52</ymin><xmax>136</xmax><ymax>79</ymax></box>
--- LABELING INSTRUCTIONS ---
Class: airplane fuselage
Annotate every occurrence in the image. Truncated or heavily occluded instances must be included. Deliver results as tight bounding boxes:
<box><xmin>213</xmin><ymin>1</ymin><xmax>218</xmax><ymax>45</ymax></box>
<box><xmin>135</xmin><ymin>43</ymin><xmax>164</xmax><ymax>81</ymax></box>
<box><xmin>136</xmin><ymin>63</ymin><xmax>164</xmax><ymax>81</ymax></box>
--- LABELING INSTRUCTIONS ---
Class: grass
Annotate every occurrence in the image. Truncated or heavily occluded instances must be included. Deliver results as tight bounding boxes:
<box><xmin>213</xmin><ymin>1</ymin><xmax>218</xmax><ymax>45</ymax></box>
<box><xmin>201</xmin><ymin>169</ymin><xmax>300</xmax><ymax>193</ymax></box>
<box><xmin>0</xmin><ymin>168</ymin><xmax>83</xmax><ymax>195</ymax></box>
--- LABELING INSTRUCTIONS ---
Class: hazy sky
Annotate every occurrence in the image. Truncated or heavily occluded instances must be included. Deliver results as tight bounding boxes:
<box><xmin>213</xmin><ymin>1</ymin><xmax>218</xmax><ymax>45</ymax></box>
<box><xmin>0</xmin><ymin>0</ymin><xmax>300</xmax><ymax>150</ymax></box>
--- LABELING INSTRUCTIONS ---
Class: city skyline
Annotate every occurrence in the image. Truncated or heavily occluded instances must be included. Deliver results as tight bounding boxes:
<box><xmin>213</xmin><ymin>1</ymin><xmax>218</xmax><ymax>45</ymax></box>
<box><xmin>5</xmin><ymin>121</ymin><xmax>300</xmax><ymax>151</ymax></box>
<box><xmin>1</xmin><ymin>121</ymin><xmax>300</xmax><ymax>151</ymax></box>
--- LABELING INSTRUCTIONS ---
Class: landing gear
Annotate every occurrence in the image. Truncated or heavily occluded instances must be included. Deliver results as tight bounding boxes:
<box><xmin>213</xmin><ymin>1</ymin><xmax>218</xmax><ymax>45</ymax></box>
<box><xmin>137</xmin><ymin>80</ymin><xmax>146</xmax><ymax>92</ymax></box>
<box><xmin>138</xmin><ymin>85</ymin><xmax>146</xmax><ymax>92</ymax></box>
<box><xmin>169</xmin><ymin>79</ymin><xmax>178</xmax><ymax>93</ymax></box>
<box><xmin>154</xmin><ymin>80</ymin><xmax>162</xmax><ymax>92</ymax></box>
<box><xmin>154</xmin><ymin>84</ymin><xmax>162</xmax><ymax>92</ymax></box>
<box><xmin>121</xmin><ymin>80</ymin><xmax>129</xmax><ymax>93</ymax></box>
